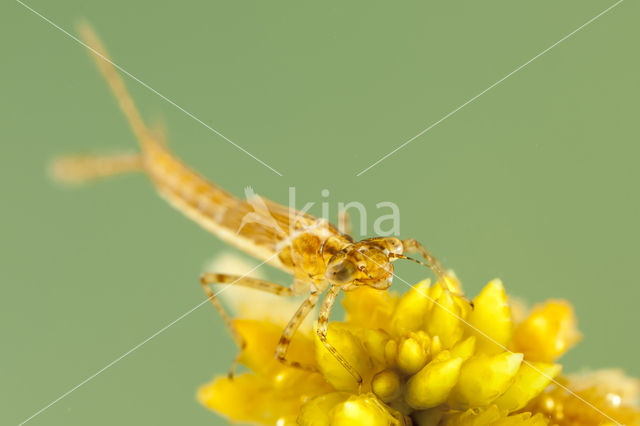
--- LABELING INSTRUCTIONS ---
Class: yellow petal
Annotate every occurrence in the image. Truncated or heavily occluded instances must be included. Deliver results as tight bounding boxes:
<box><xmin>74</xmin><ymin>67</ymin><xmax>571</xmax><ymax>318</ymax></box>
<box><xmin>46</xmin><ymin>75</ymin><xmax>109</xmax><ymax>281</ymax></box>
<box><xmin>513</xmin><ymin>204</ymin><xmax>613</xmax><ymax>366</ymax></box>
<box><xmin>298</xmin><ymin>392</ymin><xmax>351</xmax><ymax>426</ymax></box>
<box><xmin>198</xmin><ymin>373</ymin><xmax>301</xmax><ymax>425</ymax></box>
<box><xmin>511</xmin><ymin>300</ymin><xmax>581</xmax><ymax>362</ymax></box>
<box><xmin>434</xmin><ymin>274</ymin><xmax>464</xmax><ymax>296</ymax></box>
<box><xmin>357</xmin><ymin>328</ymin><xmax>392</xmax><ymax>367</ymax></box>
<box><xmin>443</xmin><ymin>405</ymin><xmax>549</xmax><ymax>426</ymax></box>
<box><xmin>430</xmin><ymin>335</ymin><xmax>443</xmax><ymax>358</ymax></box>
<box><xmin>431</xmin><ymin>349</ymin><xmax>453</xmax><ymax>363</ymax></box>
<box><xmin>468</xmin><ymin>279</ymin><xmax>513</xmax><ymax>355</ymax></box>
<box><xmin>527</xmin><ymin>369</ymin><xmax>640</xmax><ymax>426</ymax></box>
<box><xmin>372</xmin><ymin>369</ymin><xmax>402</xmax><ymax>402</ymax></box>
<box><xmin>385</xmin><ymin>339</ymin><xmax>398</xmax><ymax>365</ymax></box>
<box><xmin>397</xmin><ymin>335</ymin><xmax>429</xmax><ymax>375</ymax></box>
<box><xmin>235</xmin><ymin>319</ymin><xmax>316</xmax><ymax>377</ymax></box>
<box><xmin>425</xmin><ymin>291</ymin><xmax>464</xmax><ymax>349</ymax></box>
<box><xmin>449</xmin><ymin>336</ymin><xmax>476</xmax><ymax>362</ymax></box>
<box><xmin>343</xmin><ymin>286</ymin><xmax>397</xmax><ymax>332</ymax></box>
<box><xmin>494</xmin><ymin>361</ymin><xmax>561</xmax><ymax>412</ymax></box>
<box><xmin>330</xmin><ymin>393</ymin><xmax>403</xmax><ymax>426</ymax></box>
<box><xmin>390</xmin><ymin>280</ymin><xmax>431</xmax><ymax>337</ymax></box>
<box><xmin>315</xmin><ymin>322</ymin><xmax>373</xmax><ymax>392</ymax></box>
<box><xmin>450</xmin><ymin>352</ymin><xmax>524</xmax><ymax>408</ymax></box>
<box><xmin>406</xmin><ymin>356</ymin><xmax>464</xmax><ymax>409</ymax></box>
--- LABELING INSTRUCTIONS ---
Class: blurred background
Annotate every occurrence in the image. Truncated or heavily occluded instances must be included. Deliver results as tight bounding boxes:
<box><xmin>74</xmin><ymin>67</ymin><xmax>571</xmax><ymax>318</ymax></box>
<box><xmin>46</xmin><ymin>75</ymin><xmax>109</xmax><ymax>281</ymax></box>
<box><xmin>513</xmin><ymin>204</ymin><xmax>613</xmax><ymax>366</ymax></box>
<box><xmin>2</xmin><ymin>0</ymin><xmax>639</xmax><ymax>424</ymax></box>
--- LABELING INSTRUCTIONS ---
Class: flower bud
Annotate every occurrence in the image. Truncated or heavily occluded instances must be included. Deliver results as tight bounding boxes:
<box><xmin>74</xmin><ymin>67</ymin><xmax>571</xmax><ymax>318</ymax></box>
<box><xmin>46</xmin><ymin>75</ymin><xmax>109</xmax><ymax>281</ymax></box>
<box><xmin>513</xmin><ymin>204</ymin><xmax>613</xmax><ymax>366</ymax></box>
<box><xmin>406</xmin><ymin>354</ymin><xmax>463</xmax><ymax>409</ymax></box>
<box><xmin>397</xmin><ymin>336</ymin><xmax>429</xmax><ymax>375</ymax></box>
<box><xmin>468</xmin><ymin>279</ymin><xmax>513</xmax><ymax>355</ymax></box>
<box><xmin>372</xmin><ymin>369</ymin><xmax>402</xmax><ymax>402</ymax></box>
<box><xmin>450</xmin><ymin>352</ymin><xmax>523</xmax><ymax>408</ymax></box>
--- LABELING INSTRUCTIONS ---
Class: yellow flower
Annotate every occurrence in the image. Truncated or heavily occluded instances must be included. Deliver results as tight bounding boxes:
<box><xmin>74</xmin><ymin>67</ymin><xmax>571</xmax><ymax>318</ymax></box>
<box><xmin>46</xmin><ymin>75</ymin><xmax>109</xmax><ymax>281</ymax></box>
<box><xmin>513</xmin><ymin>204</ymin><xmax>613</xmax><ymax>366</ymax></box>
<box><xmin>199</xmin><ymin>278</ymin><xmax>640</xmax><ymax>425</ymax></box>
<box><xmin>197</xmin><ymin>319</ymin><xmax>333</xmax><ymax>425</ymax></box>
<box><xmin>524</xmin><ymin>370</ymin><xmax>640</xmax><ymax>426</ymax></box>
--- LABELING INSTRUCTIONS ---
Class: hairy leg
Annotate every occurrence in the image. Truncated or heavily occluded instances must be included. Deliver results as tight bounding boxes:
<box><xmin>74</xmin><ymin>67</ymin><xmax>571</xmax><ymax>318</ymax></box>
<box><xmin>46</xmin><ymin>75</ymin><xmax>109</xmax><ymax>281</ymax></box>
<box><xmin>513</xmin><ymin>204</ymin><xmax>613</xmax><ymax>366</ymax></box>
<box><xmin>402</xmin><ymin>239</ymin><xmax>472</xmax><ymax>305</ymax></box>
<box><xmin>274</xmin><ymin>292</ymin><xmax>321</xmax><ymax>371</ymax></box>
<box><xmin>316</xmin><ymin>285</ymin><xmax>363</xmax><ymax>385</ymax></box>
<box><xmin>402</xmin><ymin>238</ymin><xmax>448</xmax><ymax>283</ymax></box>
<box><xmin>200</xmin><ymin>272</ymin><xmax>295</xmax><ymax>375</ymax></box>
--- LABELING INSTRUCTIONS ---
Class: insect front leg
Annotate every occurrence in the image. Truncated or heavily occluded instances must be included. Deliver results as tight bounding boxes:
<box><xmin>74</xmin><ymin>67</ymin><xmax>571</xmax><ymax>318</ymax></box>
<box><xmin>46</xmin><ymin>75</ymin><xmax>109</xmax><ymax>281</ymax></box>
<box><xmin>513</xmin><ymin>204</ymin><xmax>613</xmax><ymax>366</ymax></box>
<box><xmin>200</xmin><ymin>273</ymin><xmax>295</xmax><ymax>377</ymax></box>
<box><xmin>275</xmin><ymin>292</ymin><xmax>321</xmax><ymax>372</ymax></box>
<box><xmin>402</xmin><ymin>238</ymin><xmax>448</xmax><ymax>284</ymax></box>
<box><xmin>402</xmin><ymin>239</ymin><xmax>472</xmax><ymax>306</ymax></box>
<box><xmin>316</xmin><ymin>285</ymin><xmax>363</xmax><ymax>388</ymax></box>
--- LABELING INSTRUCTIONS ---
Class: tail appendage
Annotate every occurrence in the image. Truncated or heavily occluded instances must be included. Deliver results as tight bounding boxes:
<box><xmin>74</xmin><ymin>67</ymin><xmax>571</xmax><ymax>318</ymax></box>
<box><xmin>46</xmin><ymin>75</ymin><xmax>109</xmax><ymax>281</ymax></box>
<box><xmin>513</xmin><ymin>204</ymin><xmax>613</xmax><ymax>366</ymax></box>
<box><xmin>50</xmin><ymin>153</ymin><xmax>143</xmax><ymax>184</ymax></box>
<box><xmin>49</xmin><ymin>24</ymin><xmax>290</xmax><ymax>270</ymax></box>
<box><xmin>50</xmin><ymin>22</ymin><xmax>161</xmax><ymax>184</ymax></box>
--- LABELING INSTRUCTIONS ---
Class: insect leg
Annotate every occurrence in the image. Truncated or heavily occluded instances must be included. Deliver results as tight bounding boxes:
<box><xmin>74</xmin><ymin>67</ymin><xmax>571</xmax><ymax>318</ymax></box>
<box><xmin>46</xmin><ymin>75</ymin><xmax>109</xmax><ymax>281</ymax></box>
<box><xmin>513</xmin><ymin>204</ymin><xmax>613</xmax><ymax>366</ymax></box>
<box><xmin>338</xmin><ymin>208</ymin><xmax>352</xmax><ymax>235</ymax></box>
<box><xmin>402</xmin><ymin>238</ymin><xmax>448</xmax><ymax>283</ymax></box>
<box><xmin>275</xmin><ymin>292</ymin><xmax>321</xmax><ymax>372</ymax></box>
<box><xmin>316</xmin><ymin>285</ymin><xmax>363</xmax><ymax>386</ymax></box>
<box><xmin>402</xmin><ymin>239</ymin><xmax>472</xmax><ymax>305</ymax></box>
<box><xmin>200</xmin><ymin>273</ymin><xmax>295</xmax><ymax>376</ymax></box>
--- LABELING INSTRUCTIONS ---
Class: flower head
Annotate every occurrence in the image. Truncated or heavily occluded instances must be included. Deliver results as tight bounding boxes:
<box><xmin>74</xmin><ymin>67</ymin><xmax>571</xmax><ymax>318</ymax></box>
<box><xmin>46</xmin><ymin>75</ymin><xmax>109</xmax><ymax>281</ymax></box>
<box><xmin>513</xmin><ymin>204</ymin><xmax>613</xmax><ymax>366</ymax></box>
<box><xmin>198</xmin><ymin>276</ymin><xmax>639</xmax><ymax>425</ymax></box>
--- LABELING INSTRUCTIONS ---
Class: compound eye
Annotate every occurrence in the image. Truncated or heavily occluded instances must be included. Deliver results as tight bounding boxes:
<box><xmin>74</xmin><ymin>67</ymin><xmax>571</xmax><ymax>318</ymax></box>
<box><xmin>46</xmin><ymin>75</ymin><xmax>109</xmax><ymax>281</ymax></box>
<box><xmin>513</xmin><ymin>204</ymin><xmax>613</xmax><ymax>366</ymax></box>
<box><xmin>326</xmin><ymin>260</ymin><xmax>356</xmax><ymax>284</ymax></box>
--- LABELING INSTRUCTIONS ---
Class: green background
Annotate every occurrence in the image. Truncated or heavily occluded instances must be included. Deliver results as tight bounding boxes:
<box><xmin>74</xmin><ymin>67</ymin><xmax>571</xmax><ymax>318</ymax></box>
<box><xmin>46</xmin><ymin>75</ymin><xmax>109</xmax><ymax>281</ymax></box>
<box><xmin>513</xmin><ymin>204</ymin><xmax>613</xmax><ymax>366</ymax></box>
<box><xmin>2</xmin><ymin>1</ymin><xmax>638</xmax><ymax>424</ymax></box>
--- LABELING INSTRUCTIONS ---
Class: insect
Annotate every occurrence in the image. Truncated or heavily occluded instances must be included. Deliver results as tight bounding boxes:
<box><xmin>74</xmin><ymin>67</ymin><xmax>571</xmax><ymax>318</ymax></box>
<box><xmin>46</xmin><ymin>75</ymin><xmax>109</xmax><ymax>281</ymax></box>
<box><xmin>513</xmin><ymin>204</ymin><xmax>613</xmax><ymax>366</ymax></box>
<box><xmin>53</xmin><ymin>24</ymin><xmax>453</xmax><ymax>386</ymax></box>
